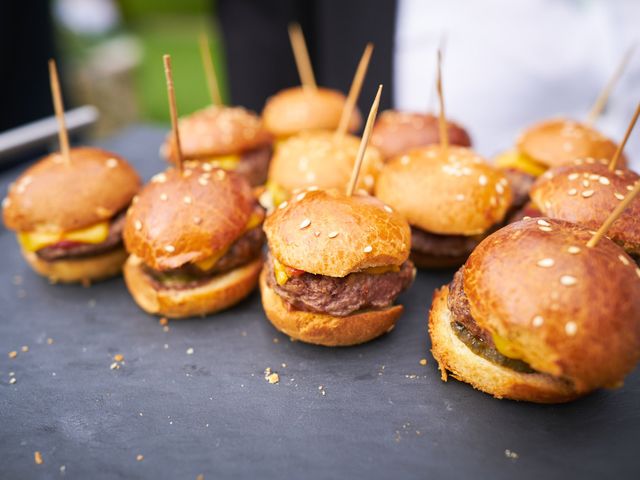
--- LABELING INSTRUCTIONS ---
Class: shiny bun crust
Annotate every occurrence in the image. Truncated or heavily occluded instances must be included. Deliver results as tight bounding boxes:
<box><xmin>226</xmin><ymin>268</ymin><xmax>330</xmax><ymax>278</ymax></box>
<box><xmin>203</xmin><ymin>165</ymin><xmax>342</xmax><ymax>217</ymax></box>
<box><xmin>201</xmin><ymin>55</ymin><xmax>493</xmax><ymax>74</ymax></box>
<box><xmin>3</xmin><ymin>147</ymin><xmax>140</xmax><ymax>232</ymax></box>
<box><xmin>517</xmin><ymin>119</ymin><xmax>626</xmax><ymax>168</ymax></box>
<box><xmin>124</xmin><ymin>255</ymin><xmax>262</xmax><ymax>318</ymax></box>
<box><xmin>375</xmin><ymin>146</ymin><xmax>512</xmax><ymax>235</ymax></box>
<box><xmin>530</xmin><ymin>161</ymin><xmax>640</xmax><ymax>255</ymax></box>
<box><xmin>268</xmin><ymin>130</ymin><xmax>383</xmax><ymax>193</ymax></box>
<box><xmin>371</xmin><ymin>110</ymin><xmax>472</xmax><ymax>159</ymax></box>
<box><xmin>163</xmin><ymin>105</ymin><xmax>271</xmax><ymax>161</ymax></box>
<box><xmin>123</xmin><ymin>166</ymin><xmax>258</xmax><ymax>271</ymax></box>
<box><xmin>429</xmin><ymin>286</ymin><xmax>579</xmax><ymax>403</ymax></box>
<box><xmin>262</xmin><ymin>87</ymin><xmax>361</xmax><ymax>138</ymax></box>
<box><xmin>260</xmin><ymin>269</ymin><xmax>402</xmax><ymax>346</ymax></box>
<box><xmin>22</xmin><ymin>247</ymin><xmax>127</xmax><ymax>284</ymax></box>
<box><xmin>463</xmin><ymin>217</ymin><xmax>640</xmax><ymax>394</ymax></box>
<box><xmin>264</xmin><ymin>189</ymin><xmax>411</xmax><ymax>277</ymax></box>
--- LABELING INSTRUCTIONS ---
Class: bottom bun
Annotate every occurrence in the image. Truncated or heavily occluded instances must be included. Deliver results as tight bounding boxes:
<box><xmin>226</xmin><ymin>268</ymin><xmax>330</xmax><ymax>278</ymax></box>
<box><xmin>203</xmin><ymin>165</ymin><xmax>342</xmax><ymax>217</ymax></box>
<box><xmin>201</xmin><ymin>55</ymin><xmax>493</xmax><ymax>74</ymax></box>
<box><xmin>23</xmin><ymin>247</ymin><xmax>127</xmax><ymax>284</ymax></box>
<box><xmin>259</xmin><ymin>269</ymin><xmax>403</xmax><ymax>346</ymax></box>
<box><xmin>428</xmin><ymin>285</ymin><xmax>579</xmax><ymax>403</ymax></box>
<box><xmin>124</xmin><ymin>255</ymin><xmax>262</xmax><ymax>319</ymax></box>
<box><xmin>411</xmin><ymin>250</ymin><xmax>467</xmax><ymax>269</ymax></box>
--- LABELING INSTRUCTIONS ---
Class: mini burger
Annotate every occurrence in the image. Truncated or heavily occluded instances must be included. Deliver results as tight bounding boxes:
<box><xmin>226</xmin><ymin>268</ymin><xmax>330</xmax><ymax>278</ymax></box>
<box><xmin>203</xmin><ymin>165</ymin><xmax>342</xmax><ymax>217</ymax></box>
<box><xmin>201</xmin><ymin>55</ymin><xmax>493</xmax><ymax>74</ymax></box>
<box><xmin>123</xmin><ymin>166</ymin><xmax>264</xmax><ymax>318</ymax></box>
<box><xmin>2</xmin><ymin>148</ymin><xmax>140</xmax><ymax>284</ymax></box>
<box><xmin>375</xmin><ymin>145</ymin><xmax>512</xmax><ymax>268</ymax></box>
<box><xmin>371</xmin><ymin>110</ymin><xmax>471</xmax><ymax>160</ymax></box>
<box><xmin>429</xmin><ymin>217</ymin><xmax>640</xmax><ymax>403</ymax></box>
<box><xmin>162</xmin><ymin>105</ymin><xmax>272</xmax><ymax>186</ymax></box>
<box><xmin>260</xmin><ymin>188</ymin><xmax>415</xmax><ymax>346</ymax></box>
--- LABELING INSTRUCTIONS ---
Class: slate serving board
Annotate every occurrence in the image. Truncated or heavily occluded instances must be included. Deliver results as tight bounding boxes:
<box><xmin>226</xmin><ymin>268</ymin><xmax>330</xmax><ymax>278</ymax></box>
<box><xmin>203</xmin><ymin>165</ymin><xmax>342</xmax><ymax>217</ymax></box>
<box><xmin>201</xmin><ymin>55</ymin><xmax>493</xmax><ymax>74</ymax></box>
<box><xmin>1</xmin><ymin>125</ymin><xmax>638</xmax><ymax>480</ymax></box>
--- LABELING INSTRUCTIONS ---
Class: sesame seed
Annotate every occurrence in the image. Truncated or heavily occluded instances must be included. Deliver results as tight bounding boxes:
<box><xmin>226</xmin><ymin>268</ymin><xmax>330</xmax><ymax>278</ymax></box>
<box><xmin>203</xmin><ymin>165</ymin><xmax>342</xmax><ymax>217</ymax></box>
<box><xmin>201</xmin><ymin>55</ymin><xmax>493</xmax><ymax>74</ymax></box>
<box><xmin>537</xmin><ymin>219</ymin><xmax>551</xmax><ymax>227</ymax></box>
<box><xmin>136</xmin><ymin>454</ymin><xmax>144</xmax><ymax>462</ymax></box>
<box><xmin>636</xmin><ymin>268</ymin><xmax>640</xmax><ymax>279</ymax></box>
<box><xmin>537</xmin><ymin>258</ymin><xmax>555</xmax><ymax>268</ymax></box>
<box><xmin>314</xmin><ymin>231</ymin><xmax>320</xmax><ymax>237</ymax></box>
<box><xmin>478</xmin><ymin>175</ymin><xmax>488</xmax><ymax>186</ymax></box>
<box><xmin>560</xmin><ymin>275</ymin><xmax>577</xmax><ymax>286</ymax></box>
<box><xmin>106</xmin><ymin>158</ymin><xmax>118</xmax><ymax>168</ymax></box>
<box><xmin>582</xmin><ymin>180</ymin><xmax>590</xmax><ymax>188</ymax></box>
<box><xmin>499</xmin><ymin>178</ymin><xmax>508</xmax><ymax>186</ymax></box>
<box><xmin>384</xmin><ymin>205</ymin><xmax>393</xmax><ymax>213</ymax></box>
<box><xmin>278</xmin><ymin>201</ymin><xmax>288</xmax><ymax>210</ymax></box>
<box><xmin>586</xmin><ymin>157</ymin><xmax>595</xmax><ymax>164</ymax></box>
<box><xmin>567</xmin><ymin>188</ymin><xmax>577</xmax><ymax>196</ymax></box>
<box><xmin>539</xmin><ymin>226</ymin><xmax>553</xmax><ymax>232</ymax></box>
<box><xmin>296</xmin><ymin>192</ymin><xmax>307</xmax><ymax>201</ymax></box>
<box><xmin>565</xmin><ymin>321</ymin><xmax>578</xmax><ymax>336</ymax></box>
<box><xmin>363</xmin><ymin>245</ymin><xmax>373</xmax><ymax>253</ymax></box>
<box><xmin>568</xmin><ymin>173</ymin><xmax>579</xmax><ymax>181</ymax></box>
<box><xmin>455</xmin><ymin>194</ymin><xmax>465</xmax><ymax>201</ymax></box>
<box><xmin>567</xmin><ymin>246</ymin><xmax>581</xmax><ymax>254</ymax></box>
<box><xmin>164</xmin><ymin>245</ymin><xmax>175</xmax><ymax>253</ymax></box>
<box><xmin>400</xmin><ymin>155</ymin><xmax>410</xmax><ymax>165</ymax></box>
<box><xmin>186</xmin><ymin>347</ymin><xmax>194</xmax><ymax>355</ymax></box>
<box><xmin>9</xmin><ymin>377</ymin><xmax>16</xmax><ymax>384</ymax></box>
<box><xmin>134</xmin><ymin>220</ymin><xmax>142</xmax><ymax>231</ymax></box>
<box><xmin>328</xmin><ymin>231</ymin><xmax>339</xmax><ymax>238</ymax></box>
<box><xmin>581</xmin><ymin>190</ymin><xmax>594</xmax><ymax>198</ymax></box>
<box><xmin>496</xmin><ymin>183</ymin><xmax>504</xmax><ymax>194</ymax></box>
<box><xmin>183</xmin><ymin>196</ymin><xmax>192</xmax><ymax>204</ymax></box>
<box><xmin>299</xmin><ymin>218</ymin><xmax>311</xmax><ymax>229</ymax></box>
<box><xmin>151</xmin><ymin>173</ymin><xmax>167</xmax><ymax>183</ymax></box>
<box><xmin>614</xmin><ymin>170</ymin><xmax>624</xmax><ymax>176</ymax></box>
<box><xmin>589</xmin><ymin>174</ymin><xmax>600</xmax><ymax>180</ymax></box>
<box><xmin>532</xmin><ymin>315</ymin><xmax>544</xmax><ymax>327</ymax></box>
<box><xmin>598</xmin><ymin>177</ymin><xmax>610</xmax><ymax>185</ymax></box>
<box><xmin>614</xmin><ymin>192</ymin><xmax>625</xmax><ymax>201</ymax></box>
<box><xmin>627</xmin><ymin>185</ymin><xmax>635</xmax><ymax>191</ymax></box>
<box><xmin>216</xmin><ymin>170</ymin><xmax>226</xmax><ymax>180</ymax></box>
<box><xmin>201</xmin><ymin>163</ymin><xmax>213</xmax><ymax>172</ymax></box>
<box><xmin>193</xmin><ymin>216</ymin><xmax>202</xmax><ymax>225</ymax></box>
<box><xmin>198</xmin><ymin>177</ymin><xmax>208</xmax><ymax>186</ymax></box>
<box><xmin>619</xmin><ymin>254</ymin><xmax>630</xmax><ymax>266</ymax></box>
<box><xmin>160</xmin><ymin>193</ymin><xmax>168</xmax><ymax>201</ymax></box>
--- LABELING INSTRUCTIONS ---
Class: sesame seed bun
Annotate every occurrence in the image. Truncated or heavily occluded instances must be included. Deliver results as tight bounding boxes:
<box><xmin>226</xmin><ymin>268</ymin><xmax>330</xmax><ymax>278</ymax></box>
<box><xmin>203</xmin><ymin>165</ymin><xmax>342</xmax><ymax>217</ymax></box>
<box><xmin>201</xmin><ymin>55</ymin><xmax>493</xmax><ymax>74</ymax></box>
<box><xmin>517</xmin><ymin>119</ymin><xmax>626</xmax><ymax>169</ymax></box>
<box><xmin>375</xmin><ymin>146</ymin><xmax>512</xmax><ymax>236</ymax></box>
<box><xmin>259</xmin><ymin>269</ymin><xmax>402</xmax><ymax>346</ymax></box>
<box><xmin>429</xmin><ymin>286</ymin><xmax>580</xmax><ymax>403</ymax></box>
<box><xmin>371</xmin><ymin>110</ymin><xmax>472</xmax><ymax>160</ymax></box>
<box><xmin>124</xmin><ymin>255</ymin><xmax>262</xmax><ymax>319</ymax></box>
<box><xmin>123</xmin><ymin>166</ymin><xmax>259</xmax><ymax>271</ymax></box>
<box><xmin>262</xmin><ymin>86</ymin><xmax>361</xmax><ymax>138</ymax></box>
<box><xmin>162</xmin><ymin>105</ymin><xmax>271</xmax><ymax>161</ymax></box>
<box><xmin>263</xmin><ymin>189</ymin><xmax>411</xmax><ymax>277</ymax></box>
<box><xmin>21</xmin><ymin>247</ymin><xmax>128</xmax><ymax>284</ymax></box>
<box><xmin>2</xmin><ymin>147</ymin><xmax>140</xmax><ymax>233</ymax></box>
<box><xmin>461</xmin><ymin>217</ymin><xmax>640</xmax><ymax>396</ymax></box>
<box><xmin>267</xmin><ymin>130</ymin><xmax>383</xmax><ymax>194</ymax></box>
<box><xmin>530</xmin><ymin>161</ymin><xmax>640</xmax><ymax>256</ymax></box>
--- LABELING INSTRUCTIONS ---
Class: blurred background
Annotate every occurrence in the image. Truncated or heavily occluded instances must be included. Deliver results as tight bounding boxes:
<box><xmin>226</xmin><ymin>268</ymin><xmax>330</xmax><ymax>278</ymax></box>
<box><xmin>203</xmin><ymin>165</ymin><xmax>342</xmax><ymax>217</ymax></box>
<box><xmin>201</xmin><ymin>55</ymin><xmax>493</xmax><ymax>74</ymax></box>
<box><xmin>0</xmin><ymin>0</ymin><xmax>638</xmax><ymax>164</ymax></box>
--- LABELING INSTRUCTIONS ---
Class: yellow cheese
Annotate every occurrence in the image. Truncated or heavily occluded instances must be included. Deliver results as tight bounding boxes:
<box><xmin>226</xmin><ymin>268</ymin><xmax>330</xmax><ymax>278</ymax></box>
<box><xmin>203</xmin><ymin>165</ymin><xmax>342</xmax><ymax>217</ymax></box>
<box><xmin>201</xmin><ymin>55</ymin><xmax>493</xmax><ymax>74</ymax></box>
<box><xmin>202</xmin><ymin>154</ymin><xmax>241</xmax><ymax>170</ymax></box>
<box><xmin>491</xmin><ymin>332</ymin><xmax>525</xmax><ymax>360</ymax></box>
<box><xmin>18</xmin><ymin>222</ymin><xmax>110</xmax><ymax>252</ymax></box>
<box><xmin>265</xmin><ymin>181</ymin><xmax>290</xmax><ymax>208</ymax></box>
<box><xmin>494</xmin><ymin>150</ymin><xmax>547</xmax><ymax>177</ymax></box>
<box><xmin>361</xmin><ymin>265</ymin><xmax>401</xmax><ymax>275</ymax></box>
<box><xmin>273</xmin><ymin>258</ymin><xmax>290</xmax><ymax>286</ymax></box>
<box><xmin>245</xmin><ymin>210</ymin><xmax>263</xmax><ymax>231</ymax></box>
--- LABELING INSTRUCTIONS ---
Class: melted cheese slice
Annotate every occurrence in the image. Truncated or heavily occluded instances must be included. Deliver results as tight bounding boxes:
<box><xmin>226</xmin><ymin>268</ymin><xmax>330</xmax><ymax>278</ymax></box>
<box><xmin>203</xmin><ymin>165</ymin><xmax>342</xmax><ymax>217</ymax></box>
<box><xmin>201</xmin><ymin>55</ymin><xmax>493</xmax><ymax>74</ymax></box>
<box><xmin>18</xmin><ymin>222</ymin><xmax>110</xmax><ymax>252</ymax></box>
<box><xmin>494</xmin><ymin>150</ymin><xmax>547</xmax><ymax>177</ymax></box>
<box><xmin>273</xmin><ymin>259</ymin><xmax>400</xmax><ymax>286</ymax></box>
<box><xmin>491</xmin><ymin>332</ymin><xmax>526</xmax><ymax>361</ymax></box>
<box><xmin>265</xmin><ymin>181</ymin><xmax>290</xmax><ymax>208</ymax></box>
<box><xmin>201</xmin><ymin>154</ymin><xmax>241</xmax><ymax>170</ymax></box>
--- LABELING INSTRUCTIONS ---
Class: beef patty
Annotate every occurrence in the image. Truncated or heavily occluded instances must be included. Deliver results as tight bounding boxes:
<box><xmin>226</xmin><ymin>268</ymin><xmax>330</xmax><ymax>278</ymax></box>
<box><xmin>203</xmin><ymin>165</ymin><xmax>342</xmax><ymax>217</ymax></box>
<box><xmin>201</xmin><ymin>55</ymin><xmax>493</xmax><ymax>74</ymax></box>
<box><xmin>265</xmin><ymin>253</ymin><xmax>415</xmax><ymax>317</ymax></box>
<box><xmin>503</xmin><ymin>168</ymin><xmax>536</xmax><ymax>215</ymax></box>
<box><xmin>411</xmin><ymin>227</ymin><xmax>485</xmax><ymax>260</ymax></box>
<box><xmin>234</xmin><ymin>146</ymin><xmax>272</xmax><ymax>186</ymax></box>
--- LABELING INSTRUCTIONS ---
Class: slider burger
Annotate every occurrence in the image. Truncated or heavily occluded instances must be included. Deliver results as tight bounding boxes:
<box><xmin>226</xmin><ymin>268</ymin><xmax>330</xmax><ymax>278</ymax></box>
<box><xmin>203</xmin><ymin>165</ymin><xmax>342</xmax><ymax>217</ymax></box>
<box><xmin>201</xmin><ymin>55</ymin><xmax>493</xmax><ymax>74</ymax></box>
<box><xmin>371</xmin><ymin>110</ymin><xmax>471</xmax><ymax>160</ymax></box>
<box><xmin>162</xmin><ymin>105</ymin><xmax>272</xmax><ymax>186</ymax></box>
<box><xmin>262</xmin><ymin>87</ymin><xmax>361</xmax><ymax>140</ymax></box>
<box><xmin>260</xmin><ymin>188</ymin><xmax>415</xmax><ymax>346</ymax></box>
<box><xmin>2</xmin><ymin>148</ymin><xmax>140</xmax><ymax>284</ymax></box>
<box><xmin>429</xmin><ymin>217</ymin><xmax>640</xmax><ymax>403</ymax></box>
<box><xmin>375</xmin><ymin>145</ymin><xmax>512</xmax><ymax>268</ymax></box>
<box><xmin>123</xmin><ymin>166</ymin><xmax>264</xmax><ymax>318</ymax></box>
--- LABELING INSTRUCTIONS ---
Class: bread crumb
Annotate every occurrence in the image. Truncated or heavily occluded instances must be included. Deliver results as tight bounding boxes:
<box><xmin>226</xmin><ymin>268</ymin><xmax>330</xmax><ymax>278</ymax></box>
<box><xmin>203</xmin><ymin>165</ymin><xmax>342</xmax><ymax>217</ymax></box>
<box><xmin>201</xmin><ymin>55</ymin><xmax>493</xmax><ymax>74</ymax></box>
<box><xmin>136</xmin><ymin>454</ymin><xmax>144</xmax><ymax>462</ymax></box>
<box><xmin>9</xmin><ymin>377</ymin><xmax>17</xmax><ymax>384</ymax></box>
<box><xmin>113</xmin><ymin>354</ymin><xmax>124</xmax><ymax>362</ymax></box>
<box><xmin>266</xmin><ymin>373</ymin><xmax>279</xmax><ymax>384</ymax></box>
<box><xmin>186</xmin><ymin>347</ymin><xmax>194</xmax><ymax>355</ymax></box>
<box><xmin>8</xmin><ymin>350</ymin><xmax>17</xmax><ymax>359</ymax></box>
<box><xmin>159</xmin><ymin>317</ymin><xmax>169</xmax><ymax>326</ymax></box>
<box><xmin>505</xmin><ymin>449</ymin><xmax>519</xmax><ymax>459</ymax></box>
<box><xmin>196</xmin><ymin>475</ymin><xmax>204</xmax><ymax>480</ymax></box>
<box><xmin>21</xmin><ymin>346</ymin><xmax>29</xmax><ymax>353</ymax></box>
<box><xmin>46</xmin><ymin>338</ymin><xmax>54</xmax><ymax>345</ymax></box>
<box><xmin>110</xmin><ymin>362</ymin><xmax>120</xmax><ymax>370</ymax></box>
<box><xmin>419</xmin><ymin>358</ymin><xmax>427</xmax><ymax>366</ymax></box>
<box><xmin>34</xmin><ymin>451</ymin><xmax>43</xmax><ymax>465</ymax></box>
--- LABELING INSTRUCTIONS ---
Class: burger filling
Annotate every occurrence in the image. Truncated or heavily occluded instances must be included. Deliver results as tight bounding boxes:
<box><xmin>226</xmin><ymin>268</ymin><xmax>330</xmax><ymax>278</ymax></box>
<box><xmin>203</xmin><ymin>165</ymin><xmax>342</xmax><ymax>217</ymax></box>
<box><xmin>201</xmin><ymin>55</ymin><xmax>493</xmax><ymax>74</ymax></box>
<box><xmin>448</xmin><ymin>268</ymin><xmax>534</xmax><ymax>373</ymax></box>
<box><xmin>265</xmin><ymin>253</ymin><xmax>415</xmax><ymax>316</ymax></box>
<box><xmin>410</xmin><ymin>227</ymin><xmax>487</xmax><ymax>262</ymax></box>
<box><xmin>190</xmin><ymin>145</ymin><xmax>272</xmax><ymax>187</ymax></box>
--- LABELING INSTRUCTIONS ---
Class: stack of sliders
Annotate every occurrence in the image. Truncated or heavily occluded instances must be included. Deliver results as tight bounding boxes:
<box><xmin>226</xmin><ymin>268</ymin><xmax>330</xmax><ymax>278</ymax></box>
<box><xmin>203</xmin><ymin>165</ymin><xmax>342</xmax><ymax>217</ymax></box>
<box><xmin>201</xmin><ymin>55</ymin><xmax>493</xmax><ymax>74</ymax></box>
<box><xmin>528</xmin><ymin>103</ymin><xmax>640</xmax><ymax>262</ymax></box>
<box><xmin>123</xmin><ymin>56</ymin><xmax>264</xmax><ymax>318</ymax></box>
<box><xmin>262</xmin><ymin>24</ymin><xmax>361</xmax><ymax>141</ymax></box>
<box><xmin>260</xmin><ymin>86</ymin><xmax>416</xmax><ymax>346</ymax></box>
<box><xmin>2</xmin><ymin>60</ymin><xmax>140</xmax><ymax>284</ymax></box>
<box><xmin>375</xmin><ymin>53</ymin><xmax>511</xmax><ymax>268</ymax></box>
<box><xmin>161</xmin><ymin>34</ymin><xmax>272</xmax><ymax>186</ymax></box>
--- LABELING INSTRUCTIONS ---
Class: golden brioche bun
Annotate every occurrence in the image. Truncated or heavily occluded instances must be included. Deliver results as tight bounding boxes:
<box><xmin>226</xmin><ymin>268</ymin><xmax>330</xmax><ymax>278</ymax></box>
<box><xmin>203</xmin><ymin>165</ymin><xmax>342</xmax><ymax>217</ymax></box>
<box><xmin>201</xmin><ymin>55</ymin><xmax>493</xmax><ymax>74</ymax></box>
<box><xmin>517</xmin><ymin>118</ymin><xmax>626</xmax><ymax>169</ymax></box>
<box><xmin>124</xmin><ymin>255</ymin><xmax>262</xmax><ymax>318</ymax></box>
<box><xmin>463</xmin><ymin>217</ymin><xmax>640</xmax><ymax>395</ymax></box>
<box><xmin>371</xmin><ymin>110</ymin><xmax>472</xmax><ymax>159</ymax></box>
<box><xmin>375</xmin><ymin>145</ymin><xmax>512</xmax><ymax>235</ymax></box>
<box><xmin>530</xmin><ymin>161</ymin><xmax>640</xmax><ymax>255</ymax></box>
<box><xmin>264</xmin><ymin>189</ymin><xmax>411</xmax><ymax>277</ymax></box>
<box><xmin>429</xmin><ymin>286</ymin><xmax>580</xmax><ymax>403</ymax></box>
<box><xmin>163</xmin><ymin>105</ymin><xmax>271</xmax><ymax>161</ymax></box>
<box><xmin>259</xmin><ymin>269</ymin><xmax>401</xmax><ymax>346</ymax></box>
<box><xmin>267</xmin><ymin>130</ymin><xmax>383</xmax><ymax>194</ymax></box>
<box><xmin>22</xmin><ymin>247</ymin><xmax>127</xmax><ymax>284</ymax></box>
<box><xmin>123</xmin><ymin>166</ymin><xmax>259</xmax><ymax>271</ymax></box>
<box><xmin>3</xmin><ymin>147</ymin><xmax>140</xmax><ymax>232</ymax></box>
<box><xmin>262</xmin><ymin>86</ymin><xmax>361</xmax><ymax>138</ymax></box>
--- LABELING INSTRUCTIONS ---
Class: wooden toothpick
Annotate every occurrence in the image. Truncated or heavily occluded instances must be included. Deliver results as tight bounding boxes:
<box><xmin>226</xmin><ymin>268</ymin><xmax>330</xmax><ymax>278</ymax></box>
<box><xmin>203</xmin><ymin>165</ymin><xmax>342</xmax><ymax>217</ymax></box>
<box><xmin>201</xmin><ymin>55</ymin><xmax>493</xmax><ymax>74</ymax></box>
<box><xmin>427</xmin><ymin>33</ymin><xmax>448</xmax><ymax>111</ymax></box>
<box><xmin>48</xmin><ymin>59</ymin><xmax>71</xmax><ymax>165</ymax></box>
<box><xmin>586</xmin><ymin>44</ymin><xmax>636</xmax><ymax>126</ymax></box>
<box><xmin>608</xmin><ymin>101</ymin><xmax>640</xmax><ymax>171</ymax></box>
<box><xmin>346</xmin><ymin>85</ymin><xmax>383</xmax><ymax>196</ymax></box>
<box><xmin>199</xmin><ymin>32</ymin><xmax>222</xmax><ymax>106</ymax></box>
<box><xmin>436</xmin><ymin>50</ymin><xmax>449</xmax><ymax>153</ymax></box>
<box><xmin>336</xmin><ymin>43</ymin><xmax>374</xmax><ymax>137</ymax></box>
<box><xmin>288</xmin><ymin>23</ymin><xmax>316</xmax><ymax>90</ymax></box>
<box><xmin>163</xmin><ymin>54</ymin><xmax>184</xmax><ymax>172</ymax></box>
<box><xmin>587</xmin><ymin>180</ymin><xmax>640</xmax><ymax>248</ymax></box>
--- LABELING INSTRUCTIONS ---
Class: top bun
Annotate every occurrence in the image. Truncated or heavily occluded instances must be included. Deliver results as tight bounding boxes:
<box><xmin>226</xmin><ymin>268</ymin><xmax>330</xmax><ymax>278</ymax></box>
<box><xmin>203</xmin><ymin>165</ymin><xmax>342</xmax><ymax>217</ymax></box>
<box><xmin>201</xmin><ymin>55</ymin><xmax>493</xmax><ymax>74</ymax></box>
<box><xmin>262</xmin><ymin>86</ymin><xmax>361</xmax><ymax>138</ymax></box>
<box><xmin>530</xmin><ymin>160</ymin><xmax>640</xmax><ymax>255</ymax></box>
<box><xmin>123</xmin><ymin>166</ymin><xmax>258</xmax><ymax>271</ymax></box>
<box><xmin>268</xmin><ymin>130</ymin><xmax>383</xmax><ymax>194</ymax></box>
<box><xmin>517</xmin><ymin>118</ymin><xmax>625</xmax><ymax>169</ymax></box>
<box><xmin>163</xmin><ymin>105</ymin><xmax>271</xmax><ymax>161</ymax></box>
<box><xmin>463</xmin><ymin>217</ymin><xmax>640</xmax><ymax>394</ymax></box>
<box><xmin>264</xmin><ymin>189</ymin><xmax>410</xmax><ymax>277</ymax></box>
<box><xmin>371</xmin><ymin>110</ymin><xmax>471</xmax><ymax>159</ymax></box>
<box><xmin>3</xmin><ymin>147</ymin><xmax>140</xmax><ymax>232</ymax></box>
<box><xmin>375</xmin><ymin>145</ymin><xmax>511</xmax><ymax>235</ymax></box>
